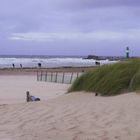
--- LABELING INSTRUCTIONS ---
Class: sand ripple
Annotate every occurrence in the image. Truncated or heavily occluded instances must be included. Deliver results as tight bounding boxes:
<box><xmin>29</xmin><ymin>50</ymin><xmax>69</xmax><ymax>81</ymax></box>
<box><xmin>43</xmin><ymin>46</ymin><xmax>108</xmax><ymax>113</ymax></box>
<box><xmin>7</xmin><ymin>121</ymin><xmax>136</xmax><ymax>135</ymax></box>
<box><xmin>0</xmin><ymin>92</ymin><xmax>140</xmax><ymax>140</ymax></box>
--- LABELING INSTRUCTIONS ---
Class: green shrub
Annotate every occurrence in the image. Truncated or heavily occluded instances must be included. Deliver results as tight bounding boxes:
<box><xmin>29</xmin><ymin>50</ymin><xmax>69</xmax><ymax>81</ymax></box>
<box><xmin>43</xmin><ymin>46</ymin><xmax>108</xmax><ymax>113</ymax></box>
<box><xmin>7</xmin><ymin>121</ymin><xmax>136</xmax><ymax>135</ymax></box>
<box><xmin>129</xmin><ymin>69</ymin><xmax>140</xmax><ymax>91</ymax></box>
<box><xmin>69</xmin><ymin>59</ymin><xmax>140</xmax><ymax>96</ymax></box>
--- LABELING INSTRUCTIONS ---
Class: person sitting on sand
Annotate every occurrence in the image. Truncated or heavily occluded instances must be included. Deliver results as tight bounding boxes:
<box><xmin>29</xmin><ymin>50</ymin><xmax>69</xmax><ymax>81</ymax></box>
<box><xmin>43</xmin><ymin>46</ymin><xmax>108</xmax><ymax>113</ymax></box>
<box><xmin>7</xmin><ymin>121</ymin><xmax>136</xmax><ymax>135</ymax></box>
<box><xmin>26</xmin><ymin>91</ymin><xmax>40</xmax><ymax>102</ymax></box>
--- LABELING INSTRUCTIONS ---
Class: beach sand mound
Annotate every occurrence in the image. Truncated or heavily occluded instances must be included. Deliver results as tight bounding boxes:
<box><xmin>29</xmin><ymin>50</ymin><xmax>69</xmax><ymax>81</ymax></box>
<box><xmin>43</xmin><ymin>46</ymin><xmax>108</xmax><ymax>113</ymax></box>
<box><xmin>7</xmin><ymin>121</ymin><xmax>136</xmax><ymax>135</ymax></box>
<box><xmin>0</xmin><ymin>92</ymin><xmax>140</xmax><ymax>140</ymax></box>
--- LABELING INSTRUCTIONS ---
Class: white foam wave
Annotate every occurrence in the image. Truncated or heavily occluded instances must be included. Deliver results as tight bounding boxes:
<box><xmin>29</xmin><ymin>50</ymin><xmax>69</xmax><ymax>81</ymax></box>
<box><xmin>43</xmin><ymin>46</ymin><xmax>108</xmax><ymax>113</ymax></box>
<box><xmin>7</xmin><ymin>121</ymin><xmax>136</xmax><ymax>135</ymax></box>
<box><xmin>0</xmin><ymin>57</ymin><xmax>118</xmax><ymax>68</ymax></box>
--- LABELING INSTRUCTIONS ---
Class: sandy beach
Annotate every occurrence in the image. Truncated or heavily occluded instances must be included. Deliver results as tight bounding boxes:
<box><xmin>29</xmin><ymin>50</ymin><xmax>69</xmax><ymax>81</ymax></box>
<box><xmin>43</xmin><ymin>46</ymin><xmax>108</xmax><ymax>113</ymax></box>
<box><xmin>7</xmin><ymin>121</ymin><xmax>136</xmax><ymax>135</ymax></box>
<box><xmin>0</xmin><ymin>69</ymin><xmax>140</xmax><ymax>140</ymax></box>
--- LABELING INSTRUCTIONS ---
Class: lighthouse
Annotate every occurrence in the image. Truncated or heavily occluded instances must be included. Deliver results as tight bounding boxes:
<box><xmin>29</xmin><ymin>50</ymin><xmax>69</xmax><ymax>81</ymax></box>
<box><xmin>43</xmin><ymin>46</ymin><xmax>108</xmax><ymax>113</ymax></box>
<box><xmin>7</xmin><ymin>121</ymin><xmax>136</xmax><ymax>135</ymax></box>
<box><xmin>126</xmin><ymin>46</ymin><xmax>129</xmax><ymax>58</ymax></box>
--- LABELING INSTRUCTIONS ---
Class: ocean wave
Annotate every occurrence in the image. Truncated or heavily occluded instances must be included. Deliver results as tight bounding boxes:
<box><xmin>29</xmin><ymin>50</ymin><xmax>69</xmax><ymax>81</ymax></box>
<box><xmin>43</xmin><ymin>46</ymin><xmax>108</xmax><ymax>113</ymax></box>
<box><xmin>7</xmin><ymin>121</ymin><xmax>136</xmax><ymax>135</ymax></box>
<box><xmin>0</xmin><ymin>56</ymin><xmax>117</xmax><ymax>68</ymax></box>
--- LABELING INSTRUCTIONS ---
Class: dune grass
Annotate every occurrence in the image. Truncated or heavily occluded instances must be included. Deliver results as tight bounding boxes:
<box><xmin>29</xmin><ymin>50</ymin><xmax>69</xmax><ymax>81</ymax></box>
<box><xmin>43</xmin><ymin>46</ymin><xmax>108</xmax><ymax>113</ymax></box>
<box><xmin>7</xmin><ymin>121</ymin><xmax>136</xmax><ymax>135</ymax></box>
<box><xmin>69</xmin><ymin>59</ymin><xmax>140</xmax><ymax>96</ymax></box>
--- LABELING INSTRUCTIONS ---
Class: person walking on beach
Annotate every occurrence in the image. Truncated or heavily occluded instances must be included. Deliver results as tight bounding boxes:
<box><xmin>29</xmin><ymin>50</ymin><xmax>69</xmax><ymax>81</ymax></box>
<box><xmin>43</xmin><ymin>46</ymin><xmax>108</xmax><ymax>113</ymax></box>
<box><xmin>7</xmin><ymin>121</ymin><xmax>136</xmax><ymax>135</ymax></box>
<box><xmin>20</xmin><ymin>64</ymin><xmax>22</xmax><ymax>68</ymax></box>
<box><xmin>12</xmin><ymin>63</ymin><xmax>15</xmax><ymax>68</ymax></box>
<box><xmin>38</xmin><ymin>63</ymin><xmax>41</xmax><ymax>68</ymax></box>
<box><xmin>95</xmin><ymin>61</ymin><xmax>100</xmax><ymax>66</ymax></box>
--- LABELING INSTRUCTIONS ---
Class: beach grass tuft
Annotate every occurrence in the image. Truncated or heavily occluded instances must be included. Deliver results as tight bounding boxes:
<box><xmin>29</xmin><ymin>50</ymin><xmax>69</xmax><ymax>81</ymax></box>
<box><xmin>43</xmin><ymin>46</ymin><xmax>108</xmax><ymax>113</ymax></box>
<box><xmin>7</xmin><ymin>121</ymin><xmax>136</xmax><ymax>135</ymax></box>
<box><xmin>69</xmin><ymin>58</ymin><xmax>140</xmax><ymax>96</ymax></box>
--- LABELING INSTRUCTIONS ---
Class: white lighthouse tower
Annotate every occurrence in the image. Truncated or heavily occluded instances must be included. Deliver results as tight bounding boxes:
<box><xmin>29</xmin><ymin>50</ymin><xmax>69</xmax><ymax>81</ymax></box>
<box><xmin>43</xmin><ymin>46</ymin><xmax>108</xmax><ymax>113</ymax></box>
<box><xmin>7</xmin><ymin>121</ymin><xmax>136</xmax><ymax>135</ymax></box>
<box><xmin>126</xmin><ymin>46</ymin><xmax>129</xmax><ymax>58</ymax></box>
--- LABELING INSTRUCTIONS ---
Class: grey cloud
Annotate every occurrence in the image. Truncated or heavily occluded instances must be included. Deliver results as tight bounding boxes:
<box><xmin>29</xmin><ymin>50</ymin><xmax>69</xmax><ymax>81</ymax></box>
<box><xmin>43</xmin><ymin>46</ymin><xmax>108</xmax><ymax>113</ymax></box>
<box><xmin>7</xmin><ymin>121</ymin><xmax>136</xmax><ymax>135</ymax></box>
<box><xmin>74</xmin><ymin>0</ymin><xmax>140</xmax><ymax>8</ymax></box>
<box><xmin>0</xmin><ymin>0</ymin><xmax>140</xmax><ymax>15</ymax></box>
<box><xmin>0</xmin><ymin>0</ymin><xmax>139</xmax><ymax>34</ymax></box>
<box><xmin>0</xmin><ymin>0</ymin><xmax>140</xmax><ymax>55</ymax></box>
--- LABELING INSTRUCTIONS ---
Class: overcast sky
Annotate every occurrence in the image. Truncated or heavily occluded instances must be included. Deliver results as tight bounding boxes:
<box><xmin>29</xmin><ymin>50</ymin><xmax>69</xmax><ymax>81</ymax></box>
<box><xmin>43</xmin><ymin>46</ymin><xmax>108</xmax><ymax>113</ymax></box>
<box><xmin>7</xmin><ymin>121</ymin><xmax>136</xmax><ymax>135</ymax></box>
<box><xmin>0</xmin><ymin>0</ymin><xmax>140</xmax><ymax>56</ymax></box>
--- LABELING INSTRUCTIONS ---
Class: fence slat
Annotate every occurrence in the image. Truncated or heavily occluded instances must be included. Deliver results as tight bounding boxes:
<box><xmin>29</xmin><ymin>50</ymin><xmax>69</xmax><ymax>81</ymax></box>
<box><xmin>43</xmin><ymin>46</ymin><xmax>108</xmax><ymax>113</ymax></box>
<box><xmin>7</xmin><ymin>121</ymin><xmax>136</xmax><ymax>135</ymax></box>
<box><xmin>70</xmin><ymin>72</ymin><xmax>73</xmax><ymax>84</ymax></box>
<box><xmin>77</xmin><ymin>72</ymin><xmax>79</xmax><ymax>79</ymax></box>
<box><xmin>40</xmin><ymin>71</ymin><xmax>43</xmax><ymax>81</ymax></box>
<box><xmin>37</xmin><ymin>71</ymin><xmax>39</xmax><ymax>81</ymax></box>
<box><xmin>62</xmin><ymin>72</ymin><xmax>65</xmax><ymax>83</ymax></box>
<box><xmin>51</xmin><ymin>72</ymin><xmax>53</xmax><ymax>82</ymax></box>
<box><xmin>55</xmin><ymin>72</ymin><xmax>58</xmax><ymax>82</ymax></box>
<box><xmin>45</xmin><ymin>71</ymin><xmax>47</xmax><ymax>81</ymax></box>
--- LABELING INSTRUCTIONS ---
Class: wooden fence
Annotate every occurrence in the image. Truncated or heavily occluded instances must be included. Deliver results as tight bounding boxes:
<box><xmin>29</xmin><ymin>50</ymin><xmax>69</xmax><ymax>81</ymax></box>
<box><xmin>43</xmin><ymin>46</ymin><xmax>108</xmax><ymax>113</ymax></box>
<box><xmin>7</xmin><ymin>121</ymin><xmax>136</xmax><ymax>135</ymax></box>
<box><xmin>37</xmin><ymin>71</ymin><xmax>82</xmax><ymax>84</ymax></box>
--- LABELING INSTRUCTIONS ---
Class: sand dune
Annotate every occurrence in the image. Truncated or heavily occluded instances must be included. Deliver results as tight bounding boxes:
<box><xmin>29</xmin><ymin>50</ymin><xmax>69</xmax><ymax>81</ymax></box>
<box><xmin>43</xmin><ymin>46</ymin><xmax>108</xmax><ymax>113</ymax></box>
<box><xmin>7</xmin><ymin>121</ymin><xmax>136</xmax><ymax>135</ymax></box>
<box><xmin>0</xmin><ymin>73</ymin><xmax>140</xmax><ymax>140</ymax></box>
<box><xmin>1</xmin><ymin>91</ymin><xmax>140</xmax><ymax>140</ymax></box>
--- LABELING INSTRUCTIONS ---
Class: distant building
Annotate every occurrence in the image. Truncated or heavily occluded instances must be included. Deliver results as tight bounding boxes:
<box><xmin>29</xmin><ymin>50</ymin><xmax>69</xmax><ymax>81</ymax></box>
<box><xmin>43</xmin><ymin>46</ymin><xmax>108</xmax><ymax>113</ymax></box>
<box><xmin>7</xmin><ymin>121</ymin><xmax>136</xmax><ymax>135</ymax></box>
<box><xmin>85</xmin><ymin>55</ymin><xmax>99</xmax><ymax>60</ymax></box>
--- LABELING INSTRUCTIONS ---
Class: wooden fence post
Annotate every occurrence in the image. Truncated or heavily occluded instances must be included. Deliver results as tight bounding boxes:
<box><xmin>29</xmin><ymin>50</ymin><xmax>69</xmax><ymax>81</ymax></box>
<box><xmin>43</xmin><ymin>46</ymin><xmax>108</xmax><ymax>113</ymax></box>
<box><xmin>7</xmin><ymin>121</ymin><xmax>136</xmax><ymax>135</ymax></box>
<box><xmin>51</xmin><ymin>72</ymin><xmax>53</xmax><ymax>82</ymax></box>
<box><xmin>55</xmin><ymin>72</ymin><xmax>58</xmax><ymax>83</ymax></box>
<box><xmin>62</xmin><ymin>72</ymin><xmax>65</xmax><ymax>83</ymax></box>
<box><xmin>45</xmin><ymin>71</ymin><xmax>47</xmax><ymax>81</ymax></box>
<box><xmin>70</xmin><ymin>72</ymin><xmax>73</xmax><ymax>84</ymax></box>
<box><xmin>77</xmin><ymin>72</ymin><xmax>79</xmax><ymax>79</ymax></box>
<box><xmin>40</xmin><ymin>71</ymin><xmax>43</xmax><ymax>81</ymax></box>
<box><xmin>37</xmin><ymin>71</ymin><xmax>39</xmax><ymax>81</ymax></box>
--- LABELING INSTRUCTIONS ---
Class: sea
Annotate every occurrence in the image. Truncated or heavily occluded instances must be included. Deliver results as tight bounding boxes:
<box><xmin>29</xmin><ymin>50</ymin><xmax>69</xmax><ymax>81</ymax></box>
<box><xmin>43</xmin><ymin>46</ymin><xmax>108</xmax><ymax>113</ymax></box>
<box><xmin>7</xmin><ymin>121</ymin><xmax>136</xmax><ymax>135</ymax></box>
<box><xmin>0</xmin><ymin>55</ymin><xmax>118</xmax><ymax>68</ymax></box>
